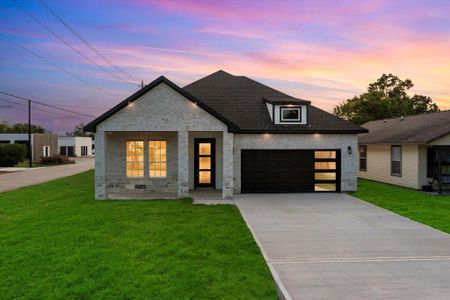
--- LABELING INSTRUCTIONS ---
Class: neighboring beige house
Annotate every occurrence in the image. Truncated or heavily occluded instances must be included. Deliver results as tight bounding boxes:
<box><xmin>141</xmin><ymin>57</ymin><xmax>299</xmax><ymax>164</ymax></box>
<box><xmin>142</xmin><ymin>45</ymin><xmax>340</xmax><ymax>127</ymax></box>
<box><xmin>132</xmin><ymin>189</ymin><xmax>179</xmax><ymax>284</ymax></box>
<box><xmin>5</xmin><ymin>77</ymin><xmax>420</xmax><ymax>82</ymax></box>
<box><xmin>84</xmin><ymin>70</ymin><xmax>367</xmax><ymax>200</ymax></box>
<box><xmin>358</xmin><ymin>111</ymin><xmax>450</xmax><ymax>191</ymax></box>
<box><xmin>0</xmin><ymin>133</ymin><xmax>58</xmax><ymax>161</ymax></box>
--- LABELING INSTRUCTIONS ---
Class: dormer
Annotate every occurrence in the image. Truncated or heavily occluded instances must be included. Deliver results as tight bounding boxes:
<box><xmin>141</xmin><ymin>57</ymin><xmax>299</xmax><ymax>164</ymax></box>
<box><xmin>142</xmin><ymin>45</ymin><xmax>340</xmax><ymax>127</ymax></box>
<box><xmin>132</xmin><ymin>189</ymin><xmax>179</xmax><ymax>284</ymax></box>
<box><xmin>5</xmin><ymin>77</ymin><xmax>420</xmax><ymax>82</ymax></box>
<box><xmin>263</xmin><ymin>98</ymin><xmax>310</xmax><ymax>125</ymax></box>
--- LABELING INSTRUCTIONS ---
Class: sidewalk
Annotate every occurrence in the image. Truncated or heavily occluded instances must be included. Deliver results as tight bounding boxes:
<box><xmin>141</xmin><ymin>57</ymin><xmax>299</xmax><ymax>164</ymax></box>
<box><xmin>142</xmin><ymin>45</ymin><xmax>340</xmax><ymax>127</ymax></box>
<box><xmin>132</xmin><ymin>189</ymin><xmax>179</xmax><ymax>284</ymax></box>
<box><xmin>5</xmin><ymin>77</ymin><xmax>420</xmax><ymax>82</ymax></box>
<box><xmin>0</xmin><ymin>158</ymin><xmax>94</xmax><ymax>193</ymax></box>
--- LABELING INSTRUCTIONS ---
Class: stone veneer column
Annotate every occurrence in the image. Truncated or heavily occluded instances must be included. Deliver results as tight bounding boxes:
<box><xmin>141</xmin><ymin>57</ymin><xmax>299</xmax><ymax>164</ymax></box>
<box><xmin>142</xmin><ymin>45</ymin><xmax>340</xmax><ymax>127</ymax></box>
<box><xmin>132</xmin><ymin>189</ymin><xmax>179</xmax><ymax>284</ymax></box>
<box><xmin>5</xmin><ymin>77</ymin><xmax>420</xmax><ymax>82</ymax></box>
<box><xmin>222</xmin><ymin>132</ymin><xmax>234</xmax><ymax>199</ymax></box>
<box><xmin>95</xmin><ymin>131</ymin><xmax>107</xmax><ymax>200</ymax></box>
<box><xmin>177</xmin><ymin>130</ymin><xmax>189</xmax><ymax>197</ymax></box>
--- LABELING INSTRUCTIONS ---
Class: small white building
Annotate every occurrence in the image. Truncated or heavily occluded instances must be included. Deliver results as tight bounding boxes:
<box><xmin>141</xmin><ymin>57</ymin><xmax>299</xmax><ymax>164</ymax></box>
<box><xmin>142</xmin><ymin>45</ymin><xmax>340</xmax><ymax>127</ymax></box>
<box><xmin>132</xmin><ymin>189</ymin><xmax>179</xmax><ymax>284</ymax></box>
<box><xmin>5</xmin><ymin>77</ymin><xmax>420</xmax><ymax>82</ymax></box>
<box><xmin>58</xmin><ymin>136</ymin><xmax>93</xmax><ymax>157</ymax></box>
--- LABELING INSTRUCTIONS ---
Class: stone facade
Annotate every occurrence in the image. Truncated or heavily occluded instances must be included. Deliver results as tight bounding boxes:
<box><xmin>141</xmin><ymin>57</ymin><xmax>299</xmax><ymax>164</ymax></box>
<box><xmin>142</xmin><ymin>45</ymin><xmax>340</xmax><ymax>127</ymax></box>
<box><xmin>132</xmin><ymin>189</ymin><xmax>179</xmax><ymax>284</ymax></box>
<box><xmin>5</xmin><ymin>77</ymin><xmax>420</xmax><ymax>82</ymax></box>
<box><xmin>93</xmin><ymin>82</ymin><xmax>359</xmax><ymax>199</ymax></box>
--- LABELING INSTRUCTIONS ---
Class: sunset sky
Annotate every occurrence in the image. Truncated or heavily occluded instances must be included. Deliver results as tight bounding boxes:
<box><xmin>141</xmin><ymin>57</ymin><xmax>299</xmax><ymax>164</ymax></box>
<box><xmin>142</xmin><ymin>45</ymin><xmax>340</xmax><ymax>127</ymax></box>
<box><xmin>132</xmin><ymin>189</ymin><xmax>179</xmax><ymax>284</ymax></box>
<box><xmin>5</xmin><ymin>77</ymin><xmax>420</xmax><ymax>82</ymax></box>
<box><xmin>1</xmin><ymin>0</ymin><xmax>449</xmax><ymax>133</ymax></box>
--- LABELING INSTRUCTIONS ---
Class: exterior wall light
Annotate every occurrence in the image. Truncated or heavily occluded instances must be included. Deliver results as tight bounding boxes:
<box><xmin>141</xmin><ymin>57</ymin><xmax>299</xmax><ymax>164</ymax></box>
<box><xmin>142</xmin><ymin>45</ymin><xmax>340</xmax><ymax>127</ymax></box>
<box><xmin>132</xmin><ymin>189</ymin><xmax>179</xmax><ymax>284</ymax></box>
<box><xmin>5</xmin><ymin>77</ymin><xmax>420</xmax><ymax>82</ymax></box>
<box><xmin>348</xmin><ymin>146</ymin><xmax>352</xmax><ymax>155</ymax></box>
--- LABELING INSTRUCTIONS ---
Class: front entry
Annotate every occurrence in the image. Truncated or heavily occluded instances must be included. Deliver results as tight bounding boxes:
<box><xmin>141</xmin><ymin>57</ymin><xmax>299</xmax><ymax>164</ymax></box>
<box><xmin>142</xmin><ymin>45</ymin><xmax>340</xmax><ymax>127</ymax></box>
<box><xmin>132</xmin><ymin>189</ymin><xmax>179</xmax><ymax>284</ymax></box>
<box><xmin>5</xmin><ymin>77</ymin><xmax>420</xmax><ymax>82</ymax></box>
<box><xmin>194</xmin><ymin>138</ymin><xmax>216</xmax><ymax>188</ymax></box>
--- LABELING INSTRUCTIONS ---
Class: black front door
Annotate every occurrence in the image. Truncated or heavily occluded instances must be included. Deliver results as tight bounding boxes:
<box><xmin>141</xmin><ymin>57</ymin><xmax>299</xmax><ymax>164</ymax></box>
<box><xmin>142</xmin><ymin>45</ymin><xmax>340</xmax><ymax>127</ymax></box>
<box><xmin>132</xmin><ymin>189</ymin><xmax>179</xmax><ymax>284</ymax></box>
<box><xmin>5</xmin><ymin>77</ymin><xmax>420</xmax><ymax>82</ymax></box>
<box><xmin>194</xmin><ymin>138</ymin><xmax>215</xmax><ymax>188</ymax></box>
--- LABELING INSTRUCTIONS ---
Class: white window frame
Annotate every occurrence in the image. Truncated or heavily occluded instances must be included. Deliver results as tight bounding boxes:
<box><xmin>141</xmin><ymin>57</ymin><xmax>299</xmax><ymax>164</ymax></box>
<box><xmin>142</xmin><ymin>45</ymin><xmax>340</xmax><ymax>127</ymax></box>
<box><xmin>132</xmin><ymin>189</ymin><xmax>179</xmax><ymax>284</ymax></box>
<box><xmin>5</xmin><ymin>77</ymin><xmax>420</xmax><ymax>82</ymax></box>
<box><xmin>280</xmin><ymin>106</ymin><xmax>301</xmax><ymax>122</ymax></box>
<box><xmin>359</xmin><ymin>145</ymin><xmax>367</xmax><ymax>171</ymax></box>
<box><xmin>149</xmin><ymin>140</ymin><xmax>167</xmax><ymax>178</ymax></box>
<box><xmin>126</xmin><ymin>141</ymin><xmax>144</xmax><ymax>178</ymax></box>
<box><xmin>391</xmin><ymin>145</ymin><xmax>402</xmax><ymax>177</ymax></box>
<box><xmin>43</xmin><ymin>146</ymin><xmax>50</xmax><ymax>158</ymax></box>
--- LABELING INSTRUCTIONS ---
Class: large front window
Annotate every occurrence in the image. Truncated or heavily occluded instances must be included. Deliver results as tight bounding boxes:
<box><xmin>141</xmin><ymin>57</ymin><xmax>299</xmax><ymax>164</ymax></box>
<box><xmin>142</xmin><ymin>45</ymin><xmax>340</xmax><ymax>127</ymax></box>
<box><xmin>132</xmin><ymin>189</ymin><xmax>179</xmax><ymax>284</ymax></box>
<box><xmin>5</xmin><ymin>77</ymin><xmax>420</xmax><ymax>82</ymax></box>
<box><xmin>126</xmin><ymin>141</ymin><xmax>144</xmax><ymax>177</ymax></box>
<box><xmin>149</xmin><ymin>140</ymin><xmax>167</xmax><ymax>177</ymax></box>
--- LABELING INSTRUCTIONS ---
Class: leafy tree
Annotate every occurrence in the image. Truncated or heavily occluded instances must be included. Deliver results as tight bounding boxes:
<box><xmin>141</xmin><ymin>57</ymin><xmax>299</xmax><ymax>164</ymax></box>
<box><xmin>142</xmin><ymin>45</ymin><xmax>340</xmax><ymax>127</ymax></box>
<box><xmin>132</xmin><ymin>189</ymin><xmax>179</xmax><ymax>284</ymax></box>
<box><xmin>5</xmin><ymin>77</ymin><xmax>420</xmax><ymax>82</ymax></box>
<box><xmin>334</xmin><ymin>74</ymin><xmax>439</xmax><ymax>125</ymax></box>
<box><xmin>0</xmin><ymin>122</ymin><xmax>46</xmax><ymax>133</ymax></box>
<box><xmin>66</xmin><ymin>123</ymin><xmax>94</xmax><ymax>139</ymax></box>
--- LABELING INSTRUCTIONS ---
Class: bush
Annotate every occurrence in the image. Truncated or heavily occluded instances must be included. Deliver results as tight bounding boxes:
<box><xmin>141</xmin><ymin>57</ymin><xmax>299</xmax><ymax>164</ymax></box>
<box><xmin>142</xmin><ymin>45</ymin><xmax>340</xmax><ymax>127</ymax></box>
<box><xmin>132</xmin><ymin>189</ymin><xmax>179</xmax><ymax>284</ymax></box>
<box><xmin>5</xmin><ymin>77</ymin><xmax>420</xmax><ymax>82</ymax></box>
<box><xmin>0</xmin><ymin>144</ymin><xmax>27</xmax><ymax>167</ymax></box>
<box><xmin>40</xmin><ymin>155</ymin><xmax>75</xmax><ymax>165</ymax></box>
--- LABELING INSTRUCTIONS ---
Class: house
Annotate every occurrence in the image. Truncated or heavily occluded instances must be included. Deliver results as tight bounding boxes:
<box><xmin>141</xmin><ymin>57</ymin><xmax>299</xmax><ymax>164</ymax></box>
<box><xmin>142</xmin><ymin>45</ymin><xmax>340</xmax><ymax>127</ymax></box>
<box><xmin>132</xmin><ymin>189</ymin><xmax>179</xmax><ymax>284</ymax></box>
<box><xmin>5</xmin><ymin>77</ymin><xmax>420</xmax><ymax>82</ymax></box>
<box><xmin>59</xmin><ymin>136</ymin><xmax>93</xmax><ymax>157</ymax></box>
<box><xmin>0</xmin><ymin>133</ymin><xmax>58</xmax><ymax>162</ymax></box>
<box><xmin>84</xmin><ymin>70</ymin><xmax>367</xmax><ymax>200</ymax></box>
<box><xmin>358</xmin><ymin>110</ymin><xmax>450</xmax><ymax>191</ymax></box>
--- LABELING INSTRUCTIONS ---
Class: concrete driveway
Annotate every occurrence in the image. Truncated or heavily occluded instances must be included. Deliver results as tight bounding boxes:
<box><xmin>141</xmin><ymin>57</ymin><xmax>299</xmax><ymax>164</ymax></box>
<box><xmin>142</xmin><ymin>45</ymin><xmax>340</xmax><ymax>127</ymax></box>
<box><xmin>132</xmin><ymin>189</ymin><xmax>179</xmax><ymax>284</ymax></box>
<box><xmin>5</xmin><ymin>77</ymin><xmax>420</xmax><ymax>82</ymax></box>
<box><xmin>0</xmin><ymin>157</ymin><xmax>94</xmax><ymax>193</ymax></box>
<box><xmin>235</xmin><ymin>193</ymin><xmax>450</xmax><ymax>300</ymax></box>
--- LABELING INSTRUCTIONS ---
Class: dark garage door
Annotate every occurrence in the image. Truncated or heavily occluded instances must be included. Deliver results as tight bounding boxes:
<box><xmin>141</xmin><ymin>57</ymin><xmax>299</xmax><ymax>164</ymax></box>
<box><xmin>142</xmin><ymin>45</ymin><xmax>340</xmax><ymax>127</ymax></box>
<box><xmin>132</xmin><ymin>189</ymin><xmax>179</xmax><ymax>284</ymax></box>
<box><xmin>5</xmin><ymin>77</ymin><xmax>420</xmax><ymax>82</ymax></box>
<box><xmin>241</xmin><ymin>150</ymin><xmax>340</xmax><ymax>193</ymax></box>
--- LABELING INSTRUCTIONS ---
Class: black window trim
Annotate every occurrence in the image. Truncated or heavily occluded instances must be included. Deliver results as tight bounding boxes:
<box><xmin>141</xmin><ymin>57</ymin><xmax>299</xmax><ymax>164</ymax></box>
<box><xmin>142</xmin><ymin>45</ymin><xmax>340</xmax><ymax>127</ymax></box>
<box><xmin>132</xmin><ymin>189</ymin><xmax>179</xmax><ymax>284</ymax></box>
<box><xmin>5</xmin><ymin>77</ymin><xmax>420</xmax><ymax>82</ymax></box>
<box><xmin>279</xmin><ymin>106</ymin><xmax>302</xmax><ymax>123</ymax></box>
<box><xmin>391</xmin><ymin>145</ymin><xmax>402</xmax><ymax>177</ymax></box>
<box><xmin>359</xmin><ymin>145</ymin><xmax>367</xmax><ymax>172</ymax></box>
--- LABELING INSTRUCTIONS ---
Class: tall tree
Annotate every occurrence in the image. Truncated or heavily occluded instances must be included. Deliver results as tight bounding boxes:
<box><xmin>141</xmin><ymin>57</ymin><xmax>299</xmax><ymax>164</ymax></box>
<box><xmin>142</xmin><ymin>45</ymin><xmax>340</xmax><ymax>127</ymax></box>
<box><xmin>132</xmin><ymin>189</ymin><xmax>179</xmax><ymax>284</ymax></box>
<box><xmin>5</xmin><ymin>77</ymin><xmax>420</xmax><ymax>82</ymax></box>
<box><xmin>0</xmin><ymin>122</ymin><xmax>46</xmax><ymax>133</ymax></box>
<box><xmin>66</xmin><ymin>122</ymin><xmax>94</xmax><ymax>138</ymax></box>
<box><xmin>334</xmin><ymin>74</ymin><xmax>439</xmax><ymax>125</ymax></box>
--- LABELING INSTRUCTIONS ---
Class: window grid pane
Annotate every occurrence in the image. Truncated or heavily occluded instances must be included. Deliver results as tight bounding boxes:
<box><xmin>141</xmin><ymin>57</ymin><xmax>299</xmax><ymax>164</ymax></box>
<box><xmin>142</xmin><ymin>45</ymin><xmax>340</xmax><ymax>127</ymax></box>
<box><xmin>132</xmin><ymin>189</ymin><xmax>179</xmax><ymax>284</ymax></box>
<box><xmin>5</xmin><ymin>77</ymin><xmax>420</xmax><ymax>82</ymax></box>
<box><xmin>126</xmin><ymin>141</ymin><xmax>144</xmax><ymax>177</ymax></box>
<box><xmin>149</xmin><ymin>140</ymin><xmax>167</xmax><ymax>177</ymax></box>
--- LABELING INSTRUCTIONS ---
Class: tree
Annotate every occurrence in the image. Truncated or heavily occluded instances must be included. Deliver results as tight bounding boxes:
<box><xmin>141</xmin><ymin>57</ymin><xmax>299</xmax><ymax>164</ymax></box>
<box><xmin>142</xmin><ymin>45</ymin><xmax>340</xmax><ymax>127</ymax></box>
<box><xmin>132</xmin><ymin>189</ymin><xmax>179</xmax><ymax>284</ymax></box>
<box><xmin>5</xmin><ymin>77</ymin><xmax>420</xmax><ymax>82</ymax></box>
<box><xmin>66</xmin><ymin>123</ymin><xmax>94</xmax><ymax>139</ymax></box>
<box><xmin>333</xmin><ymin>74</ymin><xmax>440</xmax><ymax>125</ymax></box>
<box><xmin>0</xmin><ymin>122</ymin><xmax>46</xmax><ymax>133</ymax></box>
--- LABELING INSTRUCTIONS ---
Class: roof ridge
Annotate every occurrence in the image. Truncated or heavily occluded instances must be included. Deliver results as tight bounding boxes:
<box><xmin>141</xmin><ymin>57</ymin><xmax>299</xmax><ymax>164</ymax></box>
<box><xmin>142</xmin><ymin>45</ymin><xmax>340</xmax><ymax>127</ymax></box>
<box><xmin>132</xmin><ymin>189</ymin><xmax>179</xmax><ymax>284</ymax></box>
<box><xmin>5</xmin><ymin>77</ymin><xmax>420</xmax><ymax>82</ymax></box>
<box><xmin>364</xmin><ymin>109</ymin><xmax>450</xmax><ymax>125</ymax></box>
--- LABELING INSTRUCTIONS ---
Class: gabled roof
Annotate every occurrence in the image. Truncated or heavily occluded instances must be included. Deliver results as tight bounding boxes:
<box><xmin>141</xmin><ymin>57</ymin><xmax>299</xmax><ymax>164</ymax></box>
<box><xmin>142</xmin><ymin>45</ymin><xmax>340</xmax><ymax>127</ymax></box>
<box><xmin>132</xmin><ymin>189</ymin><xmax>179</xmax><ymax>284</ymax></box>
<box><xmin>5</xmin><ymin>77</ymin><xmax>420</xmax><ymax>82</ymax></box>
<box><xmin>183</xmin><ymin>70</ymin><xmax>366</xmax><ymax>133</ymax></box>
<box><xmin>359</xmin><ymin>110</ymin><xmax>450</xmax><ymax>144</ymax></box>
<box><xmin>84</xmin><ymin>70</ymin><xmax>367</xmax><ymax>134</ymax></box>
<box><xmin>83</xmin><ymin>76</ymin><xmax>239</xmax><ymax>132</ymax></box>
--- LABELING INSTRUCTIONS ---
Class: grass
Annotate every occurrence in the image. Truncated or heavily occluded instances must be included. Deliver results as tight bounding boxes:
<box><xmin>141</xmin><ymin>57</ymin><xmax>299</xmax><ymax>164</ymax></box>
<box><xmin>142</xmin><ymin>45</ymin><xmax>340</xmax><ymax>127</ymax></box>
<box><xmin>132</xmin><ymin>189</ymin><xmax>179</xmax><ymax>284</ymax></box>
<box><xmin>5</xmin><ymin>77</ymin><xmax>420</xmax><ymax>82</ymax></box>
<box><xmin>0</xmin><ymin>171</ymin><xmax>277</xmax><ymax>299</ymax></box>
<box><xmin>353</xmin><ymin>179</ymin><xmax>450</xmax><ymax>234</ymax></box>
<box><xmin>15</xmin><ymin>160</ymin><xmax>45</xmax><ymax>168</ymax></box>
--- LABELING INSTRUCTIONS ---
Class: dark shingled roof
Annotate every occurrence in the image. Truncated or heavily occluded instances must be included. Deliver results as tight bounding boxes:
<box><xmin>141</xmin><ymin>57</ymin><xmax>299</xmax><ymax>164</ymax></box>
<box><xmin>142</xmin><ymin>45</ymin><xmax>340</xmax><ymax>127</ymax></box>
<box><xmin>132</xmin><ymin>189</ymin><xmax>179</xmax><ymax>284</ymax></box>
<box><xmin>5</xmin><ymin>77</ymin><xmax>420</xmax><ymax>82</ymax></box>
<box><xmin>84</xmin><ymin>70</ymin><xmax>367</xmax><ymax>134</ymax></box>
<box><xmin>359</xmin><ymin>110</ymin><xmax>450</xmax><ymax>144</ymax></box>
<box><xmin>184</xmin><ymin>70</ymin><xmax>366</xmax><ymax>133</ymax></box>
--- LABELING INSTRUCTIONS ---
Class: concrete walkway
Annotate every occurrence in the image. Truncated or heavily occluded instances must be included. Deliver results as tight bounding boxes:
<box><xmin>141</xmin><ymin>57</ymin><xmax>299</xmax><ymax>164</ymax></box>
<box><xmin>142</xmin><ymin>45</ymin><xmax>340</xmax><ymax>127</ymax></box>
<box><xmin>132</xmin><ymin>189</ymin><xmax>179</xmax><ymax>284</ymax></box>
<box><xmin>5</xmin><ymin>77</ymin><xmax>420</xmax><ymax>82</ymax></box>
<box><xmin>235</xmin><ymin>193</ymin><xmax>450</xmax><ymax>300</ymax></box>
<box><xmin>0</xmin><ymin>158</ymin><xmax>94</xmax><ymax>193</ymax></box>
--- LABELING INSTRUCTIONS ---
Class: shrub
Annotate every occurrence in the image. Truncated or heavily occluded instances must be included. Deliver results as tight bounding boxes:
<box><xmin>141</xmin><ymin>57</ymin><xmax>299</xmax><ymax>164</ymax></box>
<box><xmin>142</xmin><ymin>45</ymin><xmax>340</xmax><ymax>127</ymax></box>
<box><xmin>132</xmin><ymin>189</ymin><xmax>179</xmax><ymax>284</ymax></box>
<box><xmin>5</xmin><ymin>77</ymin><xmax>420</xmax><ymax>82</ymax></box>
<box><xmin>39</xmin><ymin>155</ymin><xmax>75</xmax><ymax>165</ymax></box>
<box><xmin>0</xmin><ymin>144</ymin><xmax>27</xmax><ymax>167</ymax></box>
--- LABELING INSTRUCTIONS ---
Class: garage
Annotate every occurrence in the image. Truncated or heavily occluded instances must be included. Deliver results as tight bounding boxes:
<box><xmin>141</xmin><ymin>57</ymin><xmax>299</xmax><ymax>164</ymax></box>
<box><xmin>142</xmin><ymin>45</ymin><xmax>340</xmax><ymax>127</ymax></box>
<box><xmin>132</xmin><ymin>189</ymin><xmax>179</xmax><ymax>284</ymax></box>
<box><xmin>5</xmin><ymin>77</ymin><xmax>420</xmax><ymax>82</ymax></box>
<box><xmin>241</xmin><ymin>150</ymin><xmax>340</xmax><ymax>193</ymax></box>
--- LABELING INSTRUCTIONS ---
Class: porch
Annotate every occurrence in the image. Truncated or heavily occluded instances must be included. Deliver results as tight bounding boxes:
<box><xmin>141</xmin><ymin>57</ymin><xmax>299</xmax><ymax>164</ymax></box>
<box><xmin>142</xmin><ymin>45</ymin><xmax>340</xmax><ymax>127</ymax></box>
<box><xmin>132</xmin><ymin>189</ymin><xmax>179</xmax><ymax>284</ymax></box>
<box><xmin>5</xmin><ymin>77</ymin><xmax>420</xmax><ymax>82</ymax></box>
<box><xmin>95</xmin><ymin>130</ymin><xmax>233</xmax><ymax>200</ymax></box>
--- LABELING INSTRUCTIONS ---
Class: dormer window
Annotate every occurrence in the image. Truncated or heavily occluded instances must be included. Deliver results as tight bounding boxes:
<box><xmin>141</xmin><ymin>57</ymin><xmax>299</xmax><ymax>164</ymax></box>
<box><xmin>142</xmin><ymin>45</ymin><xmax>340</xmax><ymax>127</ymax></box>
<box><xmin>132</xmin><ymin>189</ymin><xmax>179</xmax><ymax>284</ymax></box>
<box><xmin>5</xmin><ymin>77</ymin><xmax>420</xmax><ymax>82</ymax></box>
<box><xmin>280</xmin><ymin>107</ymin><xmax>301</xmax><ymax>122</ymax></box>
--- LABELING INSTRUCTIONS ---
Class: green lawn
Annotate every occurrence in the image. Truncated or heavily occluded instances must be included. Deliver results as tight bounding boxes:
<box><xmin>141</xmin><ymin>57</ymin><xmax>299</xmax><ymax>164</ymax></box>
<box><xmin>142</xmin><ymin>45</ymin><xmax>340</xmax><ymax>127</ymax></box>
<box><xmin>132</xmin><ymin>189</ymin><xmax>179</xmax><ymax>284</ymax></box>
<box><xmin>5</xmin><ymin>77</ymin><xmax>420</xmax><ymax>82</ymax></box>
<box><xmin>353</xmin><ymin>179</ymin><xmax>450</xmax><ymax>234</ymax></box>
<box><xmin>0</xmin><ymin>171</ymin><xmax>277</xmax><ymax>299</ymax></box>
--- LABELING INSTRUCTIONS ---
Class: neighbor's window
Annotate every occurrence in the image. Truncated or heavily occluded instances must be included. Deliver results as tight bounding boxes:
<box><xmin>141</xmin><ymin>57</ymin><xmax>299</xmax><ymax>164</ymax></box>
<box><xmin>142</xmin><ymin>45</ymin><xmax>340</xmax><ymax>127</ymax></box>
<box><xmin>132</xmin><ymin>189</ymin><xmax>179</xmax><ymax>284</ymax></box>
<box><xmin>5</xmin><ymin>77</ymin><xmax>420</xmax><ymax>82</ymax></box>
<box><xmin>149</xmin><ymin>140</ymin><xmax>167</xmax><ymax>177</ymax></box>
<box><xmin>359</xmin><ymin>145</ymin><xmax>367</xmax><ymax>171</ymax></box>
<box><xmin>280</xmin><ymin>107</ymin><xmax>301</xmax><ymax>122</ymax></box>
<box><xmin>391</xmin><ymin>146</ymin><xmax>402</xmax><ymax>176</ymax></box>
<box><xmin>43</xmin><ymin>146</ymin><xmax>50</xmax><ymax>158</ymax></box>
<box><xmin>126</xmin><ymin>141</ymin><xmax>144</xmax><ymax>177</ymax></box>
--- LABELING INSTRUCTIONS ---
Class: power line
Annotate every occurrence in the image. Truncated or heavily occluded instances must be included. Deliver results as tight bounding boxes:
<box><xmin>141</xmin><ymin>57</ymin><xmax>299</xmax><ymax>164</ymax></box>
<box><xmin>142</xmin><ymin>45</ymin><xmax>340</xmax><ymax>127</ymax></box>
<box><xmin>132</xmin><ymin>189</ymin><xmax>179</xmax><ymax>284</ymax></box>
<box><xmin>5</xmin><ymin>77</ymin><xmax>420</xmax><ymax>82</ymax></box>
<box><xmin>0</xmin><ymin>91</ymin><xmax>96</xmax><ymax>118</ymax></box>
<box><xmin>38</xmin><ymin>0</ymin><xmax>140</xmax><ymax>83</ymax></box>
<box><xmin>16</xmin><ymin>3</ymin><xmax>136</xmax><ymax>86</ymax></box>
<box><xmin>0</xmin><ymin>98</ymin><xmax>91</xmax><ymax>120</ymax></box>
<box><xmin>0</xmin><ymin>34</ymin><xmax>117</xmax><ymax>98</ymax></box>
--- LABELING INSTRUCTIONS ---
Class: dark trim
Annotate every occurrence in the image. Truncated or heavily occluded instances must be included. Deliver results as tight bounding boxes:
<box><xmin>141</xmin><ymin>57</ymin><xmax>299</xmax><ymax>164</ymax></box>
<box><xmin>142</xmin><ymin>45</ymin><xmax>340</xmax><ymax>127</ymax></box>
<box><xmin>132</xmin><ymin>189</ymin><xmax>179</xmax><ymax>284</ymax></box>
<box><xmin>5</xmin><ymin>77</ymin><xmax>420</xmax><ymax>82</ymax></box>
<box><xmin>194</xmin><ymin>138</ymin><xmax>216</xmax><ymax>188</ymax></box>
<box><xmin>390</xmin><ymin>145</ymin><xmax>402</xmax><ymax>177</ymax></box>
<box><xmin>83</xmin><ymin>76</ymin><xmax>240</xmax><ymax>133</ymax></box>
<box><xmin>279</xmin><ymin>106</ymin><xmax>302</xmax><ymax>123</ymax></box>
<box><xmin>262</xmin><ymin>97</ymin><xmax>310</xmax><ymax>105</ymax></box>
<box><xmin>231</xmin><ymin>128</ymin><xmax>368</xmax><ymax>134</ymax></box>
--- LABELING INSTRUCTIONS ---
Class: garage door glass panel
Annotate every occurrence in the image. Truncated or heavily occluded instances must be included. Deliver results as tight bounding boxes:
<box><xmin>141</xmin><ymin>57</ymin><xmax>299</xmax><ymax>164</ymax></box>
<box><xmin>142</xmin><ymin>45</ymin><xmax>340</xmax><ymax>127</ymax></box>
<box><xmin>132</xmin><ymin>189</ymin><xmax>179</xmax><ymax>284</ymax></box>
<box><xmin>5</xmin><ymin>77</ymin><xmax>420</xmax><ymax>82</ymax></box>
<box><xmin>315</xmin><ymin>161</ymin><xmax>336</xmax><ymax>170</ymax></box>
<box><xmin>315</xmin><ymin>172</ymin><xmax>336</xmax><ymax>180</ymax></box>
<box><xmin>314</xmin><ymin>151</ymin><xmax>336</xmax><ymax>159</ymax></box>
<box><xmin>315</xmin><ymin>183</ymin><xmax>336</xmax><ymax>191</ymax></box>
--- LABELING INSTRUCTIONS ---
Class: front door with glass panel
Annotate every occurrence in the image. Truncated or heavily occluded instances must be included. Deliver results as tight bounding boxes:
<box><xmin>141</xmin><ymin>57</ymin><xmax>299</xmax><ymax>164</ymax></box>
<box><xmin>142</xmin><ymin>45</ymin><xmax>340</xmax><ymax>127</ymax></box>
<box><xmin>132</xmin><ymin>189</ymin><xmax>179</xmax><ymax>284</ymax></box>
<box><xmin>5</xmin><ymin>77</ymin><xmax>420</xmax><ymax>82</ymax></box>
<box><xmin>194</xmin><ymin>138</ymin><xmax>215</xmax><ymax>188</ymax></box>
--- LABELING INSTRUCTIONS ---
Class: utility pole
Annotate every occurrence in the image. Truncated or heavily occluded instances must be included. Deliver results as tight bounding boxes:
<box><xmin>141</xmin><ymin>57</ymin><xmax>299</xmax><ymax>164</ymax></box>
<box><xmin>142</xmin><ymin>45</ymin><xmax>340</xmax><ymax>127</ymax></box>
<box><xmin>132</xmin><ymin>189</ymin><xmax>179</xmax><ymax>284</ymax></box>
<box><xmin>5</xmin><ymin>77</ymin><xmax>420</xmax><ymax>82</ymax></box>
<box><xmin>28</xmin><ymin>100</ymin><xmax>32</xmax><ymax>168</ymax></box>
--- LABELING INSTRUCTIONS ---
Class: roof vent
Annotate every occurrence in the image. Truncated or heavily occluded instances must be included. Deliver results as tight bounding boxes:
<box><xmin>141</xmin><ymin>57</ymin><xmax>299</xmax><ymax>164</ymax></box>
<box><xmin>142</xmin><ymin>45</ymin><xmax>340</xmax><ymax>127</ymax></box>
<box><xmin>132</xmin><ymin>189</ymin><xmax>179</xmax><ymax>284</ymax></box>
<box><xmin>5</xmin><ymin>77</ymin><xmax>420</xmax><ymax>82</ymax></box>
<box><xmin>383</xmin><ymin>119</ymin><xmax>386</xmax><ymax>123</ymax></box>
<box><xmin>400</xmin><ymin>116</ymin><xmax>404</xmax><ymax>121</ymax></box>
